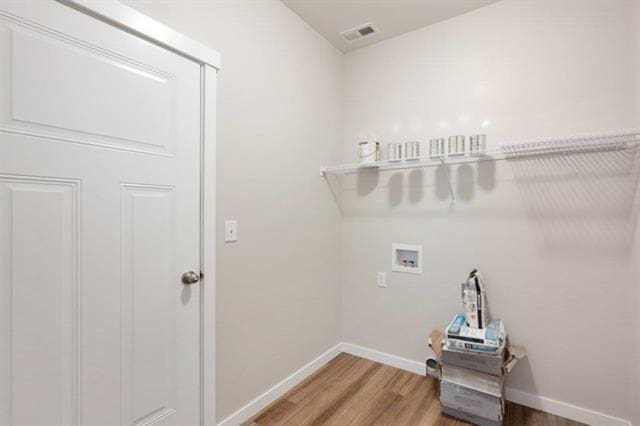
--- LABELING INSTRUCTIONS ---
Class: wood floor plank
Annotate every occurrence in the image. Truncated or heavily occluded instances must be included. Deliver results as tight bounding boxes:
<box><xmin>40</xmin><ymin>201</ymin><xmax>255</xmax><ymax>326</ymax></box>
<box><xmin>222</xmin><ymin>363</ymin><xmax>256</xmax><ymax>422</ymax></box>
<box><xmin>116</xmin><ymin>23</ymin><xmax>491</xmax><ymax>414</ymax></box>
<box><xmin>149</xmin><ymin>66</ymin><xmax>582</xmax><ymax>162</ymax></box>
<box><xmin>283</xmin><ymin>355</ymin><xmax>378</xmax><ymax>425</ymax></box>
<box><xmin>325</xmin><ymin>364</ymin><xmax>402</xmax><ymax>425</ymax></box>
<box><xmin>250</xmin><ymin>354</ymin><xmax>585</xmax><ymax>426</ymax></box>
<box><xmin>309</xmin><ymin>362</ymin><xmax>383</xmax><ymax>425</ymax></box>
<box><xmin>383</xmin><ymin>369</ymin><xmax>418</xmax><ymax>396</ymax></box>
<box><xmin>382</xmin><ymin>375</ymin><xmax>438</xmax><ymax>425</ymax></box>
<box><xmin>286</xmin><ymin>353</ymin><xmax>359</xmax><ymax>405</ymax></box>
<box><xmin>251</xmin><ymin>399</ymin><xmax>297</xmax><ymax>425</ymax></box>
<box><xmin>359</xmin><ymin>390</ymin><xmax>404</xmax><ymax>425</ymax></box>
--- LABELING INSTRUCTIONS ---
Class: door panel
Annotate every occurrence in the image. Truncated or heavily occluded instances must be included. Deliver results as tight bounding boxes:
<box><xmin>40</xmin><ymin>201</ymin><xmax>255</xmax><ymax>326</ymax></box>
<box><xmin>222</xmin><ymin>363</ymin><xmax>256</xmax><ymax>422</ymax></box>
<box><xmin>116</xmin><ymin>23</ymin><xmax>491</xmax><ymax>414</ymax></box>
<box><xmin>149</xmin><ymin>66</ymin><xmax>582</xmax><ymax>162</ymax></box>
<box><xmin>0</xmin><ymin>177</ymin><xmax>80</xmax><ymax>426</ymax></box>
<box><xmin>0</xmin><ymin>2</ymin><xmax>201</xmax><ymax>425</ymax></box>
<box><xmin>121</xmin><ymin>184</ymin><xmax>176</xmax><ymax>426</ymax></box>
<box><xmin>8</xmin><ymin>26</ymin><xmax>175</xmax><ymax>155</ymax></box>
<box><xmin>1</xmin><ymin>10</ymin><xmax>176</xmax><ymax>156</ymax></box>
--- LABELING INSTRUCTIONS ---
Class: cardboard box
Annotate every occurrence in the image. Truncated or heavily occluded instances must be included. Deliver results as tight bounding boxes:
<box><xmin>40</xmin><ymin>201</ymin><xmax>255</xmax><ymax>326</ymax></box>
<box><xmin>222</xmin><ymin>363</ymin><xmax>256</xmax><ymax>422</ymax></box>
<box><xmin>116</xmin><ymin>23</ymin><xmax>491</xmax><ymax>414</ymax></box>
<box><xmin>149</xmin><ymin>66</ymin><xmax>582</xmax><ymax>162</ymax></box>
<box><xmin>429</xmin><ymin>329</ymin><xmax>525</xmax><ymax>376</ymax></box>
<box><xmin>442</xmin><ymin>346</ymin><xmax>504</xmax><ymax>376</ymax></box>
<box><xmin>440</xmin><ymin>380</ymin><xmax>503</xmax><ymax>421</ymax></box>
<box><xmin>442</xmin><ymin>343</ymin><xmax>525</xmax><ymax>377</ymax></box>
<box><xmin>441</xmin><ymin>404</ymin><xmax>502</xmax><ymax>426</ymax></box>
<box><xmin>441</xmin><ymin>363</ymin><xmax>505</xmax><ymax>421</ymax></box>
<box><xmin>427</xmin><ymin>329</ymin><xmax>526</xmax><ymax>424</ymax></box>
<box><xmin>426</xmin><ymin>330</ymin><xmax>444</xmax><ymax>380</ymax></box>
<box><xmin>441</xmin><ymin>363</ymin><xmax>504</xmax><ymax>397</ymax></box>
<box><xmin>428</xmin><ymin>329</ymin><xmax>444</xmax><ymax>358</ymax></box>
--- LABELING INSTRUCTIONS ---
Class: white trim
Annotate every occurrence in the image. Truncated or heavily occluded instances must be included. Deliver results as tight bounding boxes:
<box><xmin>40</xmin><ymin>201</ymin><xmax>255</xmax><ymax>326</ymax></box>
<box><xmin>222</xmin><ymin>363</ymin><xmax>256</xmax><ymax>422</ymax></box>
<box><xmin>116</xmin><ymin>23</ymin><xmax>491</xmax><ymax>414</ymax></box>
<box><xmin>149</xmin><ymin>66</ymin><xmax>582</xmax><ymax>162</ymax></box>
<box><xmin>340</xmin><ymin>343</ymin><xmax>425</xmax><ymax>375</ymax></box>
<box><xmin>59</xmin><ymin>0</ymin><xmax>221</xmax><ymax>69</ymax></box>
<box><xmin>505</xmin><ymin>388</ymin><xmax>630</xmax><ymax>426</ymax></box>
<box><xmin>201</xmin><ymin>65</ymin><xmax>218</xmax><ymax>426</ymax></box>
<box><xmin>217</xmin><ymin>344</ymin><xmax>343</xmax><ymax>426</ymax></box>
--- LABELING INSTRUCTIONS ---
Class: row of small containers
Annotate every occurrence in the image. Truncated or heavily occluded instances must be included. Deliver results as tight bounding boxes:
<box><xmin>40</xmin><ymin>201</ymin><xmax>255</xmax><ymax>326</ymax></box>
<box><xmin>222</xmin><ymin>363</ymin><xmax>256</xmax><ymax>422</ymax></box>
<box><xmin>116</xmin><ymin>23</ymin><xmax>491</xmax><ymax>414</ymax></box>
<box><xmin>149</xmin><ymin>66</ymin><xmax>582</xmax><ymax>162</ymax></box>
<box><xmin>427</xmin><ymin>330</ymin><xmax>526</xmax><ymax>426</ymax></box>
<box><xmin>358</xmin><ymin>134</ymin><xmax>488</xmax><ymax>164</ymax></box>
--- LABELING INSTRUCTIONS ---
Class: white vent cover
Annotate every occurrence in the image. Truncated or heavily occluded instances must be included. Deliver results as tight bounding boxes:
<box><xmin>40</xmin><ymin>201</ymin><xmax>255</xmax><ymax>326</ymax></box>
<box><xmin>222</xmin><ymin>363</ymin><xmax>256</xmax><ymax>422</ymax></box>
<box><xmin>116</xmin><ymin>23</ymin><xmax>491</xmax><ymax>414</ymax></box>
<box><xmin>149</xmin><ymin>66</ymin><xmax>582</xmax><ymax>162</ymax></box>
<box><xmin>340</xmin><ymin>23</ymin><xmax>378</xmax><ymax>42</ymax></box>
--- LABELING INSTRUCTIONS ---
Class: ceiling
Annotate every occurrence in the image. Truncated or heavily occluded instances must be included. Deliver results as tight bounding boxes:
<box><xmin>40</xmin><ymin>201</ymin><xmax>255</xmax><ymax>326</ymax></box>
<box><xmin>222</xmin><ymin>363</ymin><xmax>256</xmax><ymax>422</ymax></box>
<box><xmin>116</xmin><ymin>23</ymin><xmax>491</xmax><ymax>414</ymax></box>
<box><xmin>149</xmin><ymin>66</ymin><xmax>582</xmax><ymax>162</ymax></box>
<box><xmin>281</xmin><ymin>0</ymin><xmax>502</xmax><ymax>53</ymax></box>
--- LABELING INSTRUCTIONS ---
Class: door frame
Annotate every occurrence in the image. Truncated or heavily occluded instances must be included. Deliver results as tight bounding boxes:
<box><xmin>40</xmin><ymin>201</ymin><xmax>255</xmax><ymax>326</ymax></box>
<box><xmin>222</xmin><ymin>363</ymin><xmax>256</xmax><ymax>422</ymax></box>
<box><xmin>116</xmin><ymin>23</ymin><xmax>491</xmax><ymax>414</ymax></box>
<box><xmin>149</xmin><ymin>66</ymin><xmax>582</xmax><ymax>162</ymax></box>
<box><xmin>57</xmin><ymin>1</ymin><xmax>220</xmax><ymax>424</ymax></box>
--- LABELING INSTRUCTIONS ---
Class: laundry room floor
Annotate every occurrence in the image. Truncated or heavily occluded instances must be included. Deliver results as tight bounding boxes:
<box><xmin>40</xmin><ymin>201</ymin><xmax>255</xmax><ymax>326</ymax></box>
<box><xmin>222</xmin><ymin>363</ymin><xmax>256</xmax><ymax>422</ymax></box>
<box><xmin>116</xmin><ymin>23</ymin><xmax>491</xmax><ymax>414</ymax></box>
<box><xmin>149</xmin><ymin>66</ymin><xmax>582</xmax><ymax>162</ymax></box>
<box><xmin>247</xmin><ymin>353</ymin><xmax>583</xmax><ymax>425</ymax></box>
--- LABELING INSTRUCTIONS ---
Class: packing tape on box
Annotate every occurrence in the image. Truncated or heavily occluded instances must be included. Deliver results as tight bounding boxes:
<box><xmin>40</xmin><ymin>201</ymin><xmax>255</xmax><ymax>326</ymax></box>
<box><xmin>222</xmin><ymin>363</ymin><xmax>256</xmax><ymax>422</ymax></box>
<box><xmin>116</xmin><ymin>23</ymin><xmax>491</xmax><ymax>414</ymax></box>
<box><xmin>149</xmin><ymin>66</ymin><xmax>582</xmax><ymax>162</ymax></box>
<box><xmin>426</xmin><ymin>347</ymin><xmax>441</xmax><ymax>378</ymax></box>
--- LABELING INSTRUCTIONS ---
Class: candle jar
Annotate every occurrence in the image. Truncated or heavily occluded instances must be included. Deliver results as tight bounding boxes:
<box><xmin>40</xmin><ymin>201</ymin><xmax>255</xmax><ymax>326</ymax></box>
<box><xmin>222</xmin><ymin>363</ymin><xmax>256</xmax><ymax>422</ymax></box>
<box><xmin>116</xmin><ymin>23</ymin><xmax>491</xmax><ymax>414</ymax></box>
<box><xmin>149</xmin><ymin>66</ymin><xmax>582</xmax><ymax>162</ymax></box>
<box><xmin>470</xmin><ymin>134</ymin><xmax>487</xmax><ymax>156</ymax></box>
<box><xmin>448</xmin><ymin>135</ymin><xmax>466</xmax><ymax>157</ymax></box>
<box><xmin>404</xmin><ymin>141</ymin><xmax>421</xmax><ymax>160</ymax></box>
<box><xmin>387</xmin><ymin>143</ymin><xmax>403</xmax><ymax>162</ymax></box>
<box><xmin>358</xmin><ymin>141</ymin><xmax>380</xmax><ymax>164</ymax></box>
<box><xmin>429</xmin><ymin>138</ymin><xmax>445</xmax><ymax>158</ymax></box>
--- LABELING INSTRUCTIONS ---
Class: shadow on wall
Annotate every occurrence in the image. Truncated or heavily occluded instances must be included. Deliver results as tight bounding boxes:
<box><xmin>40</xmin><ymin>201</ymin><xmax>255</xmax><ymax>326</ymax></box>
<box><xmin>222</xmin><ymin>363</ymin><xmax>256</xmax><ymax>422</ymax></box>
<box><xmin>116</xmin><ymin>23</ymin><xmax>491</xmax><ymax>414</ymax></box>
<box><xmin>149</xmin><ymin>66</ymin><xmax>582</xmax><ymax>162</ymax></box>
<box><xmin>341</xmin><ymin>147</ymin><xmax>640</xmax><ymax>259</ymax></box>
<box><xmin>324</xmin><ymin>172</ymin><xmax>344</xmax><ymax>209</ymax></box>
<box><xmin>509</xmin><ymin>147</ymin><xmax>640</xmax><ymax>258</ymax></box>
<box><xmin>435</xmin><ymin>161</ymin><xmax>498</xmax><ymax>205</ymax></box>
<box><xmin>357</xmin><ymin>170</ymin><xmax>379</xmax><ymax>196</ymax></box>
<box><xmin>389</xmin><ymin>173</ymin><xmax>402</xmax><ymax>207</ymax></box>
<box><xmin>408</xmin><ymin>170</ymin><xmax>424</xmax><ymax>204</ymax></box>
<box><xmin>505</xmin><ymin>356</ymin><xmax>538</xmax><ymax>406</ymax></box>
<box><xmin>456</xmin><ymin>164</ymin><xmax>474</xmax><ymax>202</ymax></box>
<box><xmin>349</xmin><ymin>159</ymin><xmax>499</xmax><ymax>210</ymax></box>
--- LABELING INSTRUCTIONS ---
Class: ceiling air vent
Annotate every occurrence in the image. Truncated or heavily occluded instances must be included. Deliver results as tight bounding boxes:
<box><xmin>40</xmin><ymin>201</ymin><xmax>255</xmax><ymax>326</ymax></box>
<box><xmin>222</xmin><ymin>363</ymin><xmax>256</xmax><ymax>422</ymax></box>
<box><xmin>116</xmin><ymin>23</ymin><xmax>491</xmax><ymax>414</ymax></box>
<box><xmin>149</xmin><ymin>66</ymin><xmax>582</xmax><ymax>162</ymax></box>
<box><xmin>340</xmin><ymin>23</ymin><xmax>378</xmax><ymax>43</ymax></box>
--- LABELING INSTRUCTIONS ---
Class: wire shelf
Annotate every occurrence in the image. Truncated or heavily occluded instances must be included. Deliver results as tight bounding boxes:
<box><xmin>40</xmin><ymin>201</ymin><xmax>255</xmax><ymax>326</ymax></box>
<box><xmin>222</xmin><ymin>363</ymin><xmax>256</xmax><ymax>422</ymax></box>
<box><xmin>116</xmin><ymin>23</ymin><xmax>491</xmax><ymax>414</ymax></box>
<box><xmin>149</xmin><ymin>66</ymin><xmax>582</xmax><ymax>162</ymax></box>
<box><xmin>321</xmin><ymin>129</ymin><xmax>640</xmax><ymax>176</ymax></box>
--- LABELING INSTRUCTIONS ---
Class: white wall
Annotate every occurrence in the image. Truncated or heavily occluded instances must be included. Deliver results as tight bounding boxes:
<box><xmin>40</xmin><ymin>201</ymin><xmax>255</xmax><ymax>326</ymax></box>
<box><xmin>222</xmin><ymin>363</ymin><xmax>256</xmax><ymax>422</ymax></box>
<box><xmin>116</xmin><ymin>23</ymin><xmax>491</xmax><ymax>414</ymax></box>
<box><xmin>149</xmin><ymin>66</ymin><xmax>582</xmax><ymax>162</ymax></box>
<box><xmin>633</xmin><ymin>191</ymin><xmax>640</xmax><ymax>426</ymax></box>
<box><xmin>342</xmin><ymin>0</ymin><xmax>639</xmax><ymax>421</ymax></box>
<box><xmin>123</xmin><ymin>0</ymin><xmax>639</xmax><ymax>423</ymax></box>
<box><xmin>633</xmin><ymin>241</ymin><xmax>639</xmax><ymax>426</ymax></box>
<box><xmin>633</xmin><ymin>121</ymin><xmax>640</xmax><ymax>425</ymax></box>
<box><xmin>633</xmin><ymin>1</ymin><xmax>640</xmax><ymax>418</ymax></box>
<box><xmin>123</xmin><ymin>0</ymin><xmax>343</xmax><ymax>421</ymax></box>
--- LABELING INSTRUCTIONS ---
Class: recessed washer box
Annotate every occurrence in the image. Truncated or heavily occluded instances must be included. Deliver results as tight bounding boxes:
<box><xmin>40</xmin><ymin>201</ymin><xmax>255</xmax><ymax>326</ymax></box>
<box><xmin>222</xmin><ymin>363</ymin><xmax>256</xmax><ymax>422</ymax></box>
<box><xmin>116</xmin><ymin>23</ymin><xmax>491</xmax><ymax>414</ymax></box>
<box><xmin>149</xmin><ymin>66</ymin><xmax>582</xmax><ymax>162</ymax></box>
<box><xmin>392</xmin><ymin>243</ymin><xmax>422</xmax><ymax>274</ymax></box>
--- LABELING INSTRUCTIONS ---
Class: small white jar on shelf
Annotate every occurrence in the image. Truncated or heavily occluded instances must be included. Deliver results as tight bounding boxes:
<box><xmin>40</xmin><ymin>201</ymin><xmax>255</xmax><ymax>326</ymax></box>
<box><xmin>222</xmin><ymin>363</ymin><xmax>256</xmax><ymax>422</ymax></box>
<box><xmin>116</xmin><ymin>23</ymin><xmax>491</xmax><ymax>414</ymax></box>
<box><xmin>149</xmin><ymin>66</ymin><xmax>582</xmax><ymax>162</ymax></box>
<box><xmin>448</xmin><ymin>135</ymin><xmax>466</xmax><ymax>156</ymax></box>
<box><xmin>404</xmin><ymin>141</ymin><xmax>421</xmax><ymax>160</ymax></box>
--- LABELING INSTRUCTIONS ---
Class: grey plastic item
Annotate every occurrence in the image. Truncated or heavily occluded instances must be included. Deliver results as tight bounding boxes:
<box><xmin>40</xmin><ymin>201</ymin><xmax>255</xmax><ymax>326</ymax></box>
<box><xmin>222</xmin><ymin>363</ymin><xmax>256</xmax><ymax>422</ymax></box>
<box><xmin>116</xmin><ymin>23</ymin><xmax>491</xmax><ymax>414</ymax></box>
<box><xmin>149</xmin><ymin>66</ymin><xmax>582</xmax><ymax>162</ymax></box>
<box><xmin>425</xmin><ymin>347</ymin><xmax>441</xmax><ymax>378</ymax></box>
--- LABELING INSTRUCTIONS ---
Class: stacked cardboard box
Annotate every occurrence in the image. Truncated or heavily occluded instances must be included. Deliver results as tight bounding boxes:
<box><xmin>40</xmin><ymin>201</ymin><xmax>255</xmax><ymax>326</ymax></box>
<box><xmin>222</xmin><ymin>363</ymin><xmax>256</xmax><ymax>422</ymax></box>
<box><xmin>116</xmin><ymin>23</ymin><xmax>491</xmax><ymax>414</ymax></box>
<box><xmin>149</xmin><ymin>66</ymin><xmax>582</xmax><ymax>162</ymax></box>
<box><xmin>428</xmin><ymin>328</ymin><xmax>526</xmax><ymax>426</ymax></box>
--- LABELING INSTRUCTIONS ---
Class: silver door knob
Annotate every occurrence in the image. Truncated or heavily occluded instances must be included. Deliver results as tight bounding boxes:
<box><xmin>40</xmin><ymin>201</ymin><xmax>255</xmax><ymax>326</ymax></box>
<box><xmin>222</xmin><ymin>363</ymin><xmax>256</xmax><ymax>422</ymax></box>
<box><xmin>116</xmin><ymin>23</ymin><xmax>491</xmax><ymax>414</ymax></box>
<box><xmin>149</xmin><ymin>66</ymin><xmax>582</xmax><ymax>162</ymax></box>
<box><xmin>181</xmin><ymin>271</ymin><xmax>200</xmax><ymax>285</ymax></box>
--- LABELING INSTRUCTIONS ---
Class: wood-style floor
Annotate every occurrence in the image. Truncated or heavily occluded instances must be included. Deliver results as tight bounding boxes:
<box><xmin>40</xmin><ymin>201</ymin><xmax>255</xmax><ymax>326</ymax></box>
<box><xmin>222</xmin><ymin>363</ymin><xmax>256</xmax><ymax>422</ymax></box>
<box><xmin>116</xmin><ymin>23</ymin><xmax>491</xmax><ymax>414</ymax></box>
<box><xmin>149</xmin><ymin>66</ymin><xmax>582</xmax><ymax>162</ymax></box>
<box><xmin>248</xmin><ymin>353</ymin><xmax>583</xmax><ymax>426</ymax></box>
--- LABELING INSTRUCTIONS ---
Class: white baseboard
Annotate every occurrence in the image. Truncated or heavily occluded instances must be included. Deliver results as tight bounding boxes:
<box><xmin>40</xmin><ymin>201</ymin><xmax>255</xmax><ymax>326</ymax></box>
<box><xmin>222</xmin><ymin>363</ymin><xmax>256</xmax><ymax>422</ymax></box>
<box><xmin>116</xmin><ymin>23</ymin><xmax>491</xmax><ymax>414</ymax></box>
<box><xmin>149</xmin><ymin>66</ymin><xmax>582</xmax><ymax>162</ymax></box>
<box><xmin>342</xmin><ymin>343</ymin><xmax>631</xmax><ymax>426</ymax></box>
<box><xmin>218</xmin><ymin>342</ymin><xmax>631</xmax><ymax>426</ymax></box>
<box><xmin>217</xmin><ymin>343</ymin><xmax>342</xmax><ymax>426</ymax></box>
<box><xmin>505</xmin><ymin>387</ymin><xmax>630</xmax><ymax>426</ymax></box>
<box><xmin>340</xmin><ymin>342</ymin><xmax>425</xmax><ymax>376</ymax></box>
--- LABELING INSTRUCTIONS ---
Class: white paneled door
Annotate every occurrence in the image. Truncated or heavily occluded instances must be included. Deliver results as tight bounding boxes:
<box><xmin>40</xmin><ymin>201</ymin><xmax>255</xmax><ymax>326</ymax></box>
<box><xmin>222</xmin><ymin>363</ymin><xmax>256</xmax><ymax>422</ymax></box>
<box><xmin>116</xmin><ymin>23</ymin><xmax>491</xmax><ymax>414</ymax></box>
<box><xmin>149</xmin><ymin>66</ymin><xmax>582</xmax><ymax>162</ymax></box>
<box><xmin>0</xmin><ymin>2</ymin><xmax>203</xmax><ymax>425</ymax></box>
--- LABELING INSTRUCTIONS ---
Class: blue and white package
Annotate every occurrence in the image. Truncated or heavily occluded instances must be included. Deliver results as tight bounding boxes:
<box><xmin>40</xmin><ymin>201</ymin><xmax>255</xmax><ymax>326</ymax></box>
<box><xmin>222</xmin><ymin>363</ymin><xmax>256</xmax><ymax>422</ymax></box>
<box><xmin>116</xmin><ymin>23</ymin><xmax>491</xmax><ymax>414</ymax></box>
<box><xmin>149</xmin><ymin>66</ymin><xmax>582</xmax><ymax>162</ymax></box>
<box><xmin>447</xmin><ymin>313</ymin><xmax>466</xmax><ymax>335</ymax></box>
<box><xmin>446</xmin><ymin>314</ymin><xmax>506</xmax><ymax>353</ymax></box>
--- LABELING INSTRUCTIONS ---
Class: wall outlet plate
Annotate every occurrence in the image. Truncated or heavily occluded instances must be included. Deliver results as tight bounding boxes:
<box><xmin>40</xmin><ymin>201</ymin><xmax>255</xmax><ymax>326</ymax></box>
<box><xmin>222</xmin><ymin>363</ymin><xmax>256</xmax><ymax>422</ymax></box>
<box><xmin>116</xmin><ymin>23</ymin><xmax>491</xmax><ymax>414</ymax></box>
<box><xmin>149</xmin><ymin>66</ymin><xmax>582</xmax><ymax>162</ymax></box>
<box><xmin>392</xmin><ymin>243</ymin><xmax>422</xmax><ymax>274</ymax></box>
<box><xmin>377</xmin><ymin>272</ymin><xmax>387</xmax><ymax>288</ymax></box>
<box><xmin>225</xmin><ymin>220</ymin><xmax>237</xmax><ymax>242</ymax></box>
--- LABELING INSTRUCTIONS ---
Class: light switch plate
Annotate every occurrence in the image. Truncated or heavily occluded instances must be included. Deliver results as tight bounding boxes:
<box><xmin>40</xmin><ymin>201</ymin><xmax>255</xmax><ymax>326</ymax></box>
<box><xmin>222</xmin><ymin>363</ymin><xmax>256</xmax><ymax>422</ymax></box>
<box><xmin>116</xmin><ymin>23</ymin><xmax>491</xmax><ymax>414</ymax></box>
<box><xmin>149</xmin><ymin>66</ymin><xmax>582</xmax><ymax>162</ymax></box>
<box><xmin>377</xmin><ymin>272</ymin><xmax>387</xmax><ymax>288</ymax></box>
<box><xmin>225</xmin><ymin>220</ymin><xmax>237</xmax><ymax>242</ymax></box>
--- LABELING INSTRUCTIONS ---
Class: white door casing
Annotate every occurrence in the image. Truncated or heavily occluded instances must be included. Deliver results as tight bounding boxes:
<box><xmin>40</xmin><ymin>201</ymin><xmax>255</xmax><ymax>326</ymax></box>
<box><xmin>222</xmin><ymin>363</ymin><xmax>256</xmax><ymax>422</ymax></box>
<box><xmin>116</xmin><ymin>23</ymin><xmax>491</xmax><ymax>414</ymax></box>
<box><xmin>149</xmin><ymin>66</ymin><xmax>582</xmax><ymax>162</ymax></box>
<box><xmin>0</xmin><ymin>1</ymin><xmax>218</xmax><ymax>424</ymax></box>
